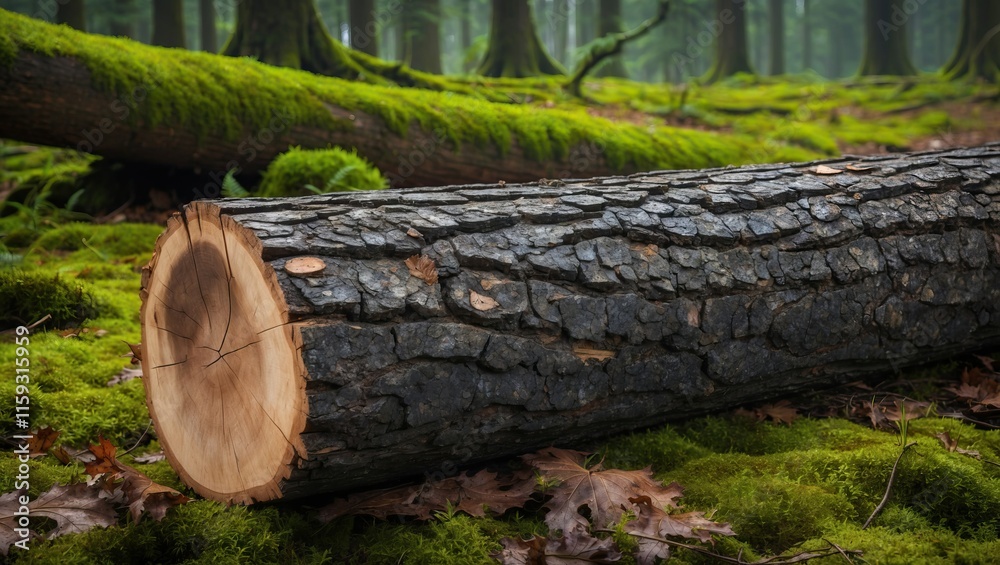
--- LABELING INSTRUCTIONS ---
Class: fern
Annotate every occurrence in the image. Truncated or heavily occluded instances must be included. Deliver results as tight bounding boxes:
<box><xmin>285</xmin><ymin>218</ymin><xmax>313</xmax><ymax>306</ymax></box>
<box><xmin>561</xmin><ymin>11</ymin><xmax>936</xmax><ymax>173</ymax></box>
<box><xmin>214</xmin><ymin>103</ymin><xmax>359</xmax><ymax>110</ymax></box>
<box><xmin>221</xmin><ymin>169</ymin><xmax>249</xmax><ymax>198</ymax></box>
<box><xmin>324</xmin><ymin>164</ymin><xmax>361</xmax><ymax>191</ymax></box>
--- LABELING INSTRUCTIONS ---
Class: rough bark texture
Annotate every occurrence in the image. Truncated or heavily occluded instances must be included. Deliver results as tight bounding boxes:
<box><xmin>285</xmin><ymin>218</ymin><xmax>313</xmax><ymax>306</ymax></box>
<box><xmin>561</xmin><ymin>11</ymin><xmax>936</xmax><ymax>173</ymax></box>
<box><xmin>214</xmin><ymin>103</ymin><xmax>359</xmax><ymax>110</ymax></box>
<box><xmin>142</xmin><ymin>145</ymin><xmax>1000</xmax><ymax>503</ymax></box>
<box><xmin>859</xmin><ymin>0</ymin><xmax>917</xmax><ymax>76</ymax></box>
<box><xmin>943</xmin><ymin>0</ymin><xmax>1000</xmax><ymax>81</ymax></box>
<box><xmin>152</xmin><ymin>0</ymin><xmax>186</xmax><ymax>48</ymax></box>
<box><xmin>703</xmin><ymin>0</ymin><xmax>754</xmax><ymax>83</ymax></box>
<box><xmin>476</xmin><ymin>0</ymin><xmax>563</xmax><ymax>77</ymax></box>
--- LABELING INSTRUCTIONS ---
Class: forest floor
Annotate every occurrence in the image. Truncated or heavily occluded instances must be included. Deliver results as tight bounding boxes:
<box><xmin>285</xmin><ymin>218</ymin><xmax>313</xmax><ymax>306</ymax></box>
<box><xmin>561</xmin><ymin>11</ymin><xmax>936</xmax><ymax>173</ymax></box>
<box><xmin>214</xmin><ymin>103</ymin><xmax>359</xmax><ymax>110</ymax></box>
<box><xmin>2</xmin><ymin>75</ymin><xmax>1000</xmax><ymax>564</ymax></box>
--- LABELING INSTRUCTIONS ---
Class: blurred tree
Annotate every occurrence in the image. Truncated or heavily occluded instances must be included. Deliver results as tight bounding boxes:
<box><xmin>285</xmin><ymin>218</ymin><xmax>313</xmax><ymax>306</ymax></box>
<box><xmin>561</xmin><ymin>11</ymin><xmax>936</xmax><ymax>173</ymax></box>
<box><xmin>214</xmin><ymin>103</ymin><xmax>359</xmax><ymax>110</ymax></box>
<box><xmin>943</xmin><ymin>0</ymin><xmax>1000</xmax><ymax>80</ymax></box>
<box><xmin>858</xmin><ymin>0</ymin><xmax>916</xmax><ymax>75</ymax></box>
<box><xmin>703</xmin><ymin>0</ymin><xmax>754</xmax><ymax>83</ymax></box>
<box><xmin>768</xmin><ymin>0</ymin><xmax>784</xmax><ymax>75</ymax></box>
<box><xmin>152</xmin><ymin>0</ymin><xmax>185</xmax><ymax>47</ymax></box>
<box><xmin>801</xmin><ymin>0</ymin><xmax>811</xmax><ymax>71</ymax></box>
<box><xmin>595</xmin><ymin>0</ymin><xmax>627</xmax><ymax>77</ymax></box>
<box><xmin>553</xmin><ymin>0</ymin><xmax>569</xmax><ymax>65</ymax></box>
<box><xmin>576</xmin><ymin>0</ymin><xmax>596</xmax><ymax>48</ymax></box>
<box><xmin>200</xmin><ymin>0</ymin><xmax>216</xmax><ymax>52</ymax></box>
<box><xmin>108</xmin><ymin>0</ymin><xmax>136</xmax><ymax>37</ymax></box>
<box><xmin>476</xmin><ymin>0</ymin><xmax>563</xmax><ymax>77</ymax></box>
<box><xmin>222</xmin><ymin>0</ymin><xmax>362</xmax><ymax>77</ymax></box>
<box><xmin>402</xmin><ymin>0</ymin><xmax>442</xmax><ymax>73</ymax></box>
<box><xmin>57</xmin><ymin>0</ymin><xmax>86</xmax><ymax>30</ymax></box>
<box><xmin>349</xmin><ymin>0</ymin><xmax>378</xmax><ymax>56</ymax></box>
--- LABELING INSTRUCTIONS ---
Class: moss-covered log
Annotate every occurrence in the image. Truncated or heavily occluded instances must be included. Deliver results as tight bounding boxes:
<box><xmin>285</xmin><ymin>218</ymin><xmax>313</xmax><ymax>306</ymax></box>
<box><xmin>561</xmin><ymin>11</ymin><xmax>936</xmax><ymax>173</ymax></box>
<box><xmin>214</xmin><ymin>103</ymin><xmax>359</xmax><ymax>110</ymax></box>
<box><xmin>141</xmin><ymin>145</ymin><xmax>1000</xmax><ymax>504</ymax></box>
<box><xmin>0</xmin><ymin>9</ymin><xmax>760</xmax><ymax>189</ymax></box>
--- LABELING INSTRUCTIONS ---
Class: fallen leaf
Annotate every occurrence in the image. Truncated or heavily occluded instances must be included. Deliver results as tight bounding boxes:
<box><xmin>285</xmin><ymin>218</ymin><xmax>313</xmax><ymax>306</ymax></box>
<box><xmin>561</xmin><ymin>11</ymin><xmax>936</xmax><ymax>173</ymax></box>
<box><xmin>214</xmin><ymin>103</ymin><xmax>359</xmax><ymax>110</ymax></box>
<box><xmin>815</xmin><ymin>165</ymin><xmax>843</xmax><ymax>175</ymax></box>
<box><xmin>406</xmin><ymin>227</ymin><xmax>423</xmax><ymax>238</ymax></box>
<box><xmin>935</xmin><ymin>432</ymin><xmax>981</xmax><ymax>459</ymax></box>
<box><xmin>27</xmin><ymin>426</ymin><xmax>60</xmax><ymax>457</ymax></box>
<box><xmin>404</xmin><ymin>255</ymin><xmax>438</xmax><ymax>285</ymax></box>
<box><xmin>523</xmin><ymin>448</ymin><xmax>684</xmax><ymax>534</ymax></box>
<box><xmin>51</xmin><ymin>446</ymin><xmax>73</xmax><ymax>465</ymax></box>
<box><xmin>974</xmin><ymin>355</ymin><xmax>995</xmax><ymax>373</ymax></box>
<box><xmin>572</xmin><ymin>345</ymin><xmax>615</xmax><ymax>363</ymax></box>
<box><xmin>107</xmin><ymin>367</ymin><xmax>142</xmax><ymax>387</ymax></box>
<box><xmin>868</xmin><ymin>399</ymin><xmax>895</xmax><ymax>432</ymax></box>
<box><xmin>883</xmin><ymin>399</ymin><xmax>929</xmax><ymax>423</ymax></box>
<box><xmin>84</xmin><ymin>436</ymin><xmax>188</xmax><ymax>522</ymax></box>
<box><xmin>626</xmin><ymin>498</ymin><xmax>735</xmax><ymax>563</ymax></box>
<box><xmin>754</xmin><ymin>400</ymin><xmax>799</xmax><ymax>425</ymax></box>
<box><xmin>494</xmin><ymin>527</ymin><xmax>622</xmax><ymax>565</ymax></box>
<box><xmin>132</xmin><ymin>451</ymin><xmax>166</xmax><ymax>464</ymax></box>
<box><xmin>122</xmin><ymin>341</ymin><xmax>142</xmax><ymax>364</ymax></box>
<box><xmin>0</xmin><ymin>484</ymin><xmax>117</xmax><ymax>555</ymax></box>
<box><xmin>845</xmin><ymin>163</ymin><xmax>876</xmax><ymax>172</ymax></box>
<box><xmin>470</xmin><ymin>290</ymin><xmax>500</xmax><ymax>311</ymax></box>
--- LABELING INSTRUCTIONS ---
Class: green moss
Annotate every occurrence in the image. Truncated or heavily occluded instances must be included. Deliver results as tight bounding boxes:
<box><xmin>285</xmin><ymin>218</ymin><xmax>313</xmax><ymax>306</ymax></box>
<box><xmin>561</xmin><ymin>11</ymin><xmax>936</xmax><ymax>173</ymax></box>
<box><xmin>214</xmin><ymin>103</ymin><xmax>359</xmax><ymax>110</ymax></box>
<box><xmin>257</xmin><ymin>147</ymin><xmax>387</xmax><ymax>197</ymax></box>
<box><xmin>0</xmin><ymin>269</ymin><xmax>100</xmax><ymax>330</ymax></box>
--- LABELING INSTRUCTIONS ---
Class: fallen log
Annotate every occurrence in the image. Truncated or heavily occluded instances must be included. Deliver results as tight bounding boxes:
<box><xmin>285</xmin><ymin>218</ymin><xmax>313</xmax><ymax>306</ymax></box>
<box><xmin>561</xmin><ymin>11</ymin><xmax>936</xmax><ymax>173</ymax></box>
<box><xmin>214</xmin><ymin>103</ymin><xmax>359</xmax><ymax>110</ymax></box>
<box><xmin>140</xmin><ymin>145</ymin><xmax>1000</xmax><ymax>504</ymax></box>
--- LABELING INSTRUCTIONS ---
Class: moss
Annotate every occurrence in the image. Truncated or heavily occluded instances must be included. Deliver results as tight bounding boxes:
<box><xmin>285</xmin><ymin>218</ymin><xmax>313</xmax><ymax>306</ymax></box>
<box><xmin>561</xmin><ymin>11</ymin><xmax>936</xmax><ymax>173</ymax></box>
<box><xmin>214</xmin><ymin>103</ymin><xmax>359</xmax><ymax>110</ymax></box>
<box><xmin>355</xmin><ymin>513</ymin><xmax>509</xmax><ymax>564</ymax></box>
<box><xmin>257</xmin><ymin>147</ymin><xmax>387</xmax><ymax>197</ymax></box>
<box><xmin>0</xmin><ymin>269</ymin><xmax>100</xmax><ymax>330</ymax></box>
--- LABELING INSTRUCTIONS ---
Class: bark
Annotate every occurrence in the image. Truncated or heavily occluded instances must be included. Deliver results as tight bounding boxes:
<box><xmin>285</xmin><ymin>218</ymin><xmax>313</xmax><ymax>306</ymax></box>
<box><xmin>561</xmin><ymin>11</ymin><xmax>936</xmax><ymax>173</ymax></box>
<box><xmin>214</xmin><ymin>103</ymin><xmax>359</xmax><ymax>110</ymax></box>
<box><xmin>858</xmin><ymin>0</ymin><xmax>917</xmax><ymax>76</ymax></box>
<box><xmin>349</xmin><ymin>0</ymin><xmax>379</xmax><ymax>57</ymax></box>
<box><xmin>152</xmin><ymin>0</ymin><xmax>186</xmax><ymax>48</ymax></box>
<box><xmin>943</xmin><ymin>0</ymin><xmax>1000</xmax><ymax>81</ymax></box>
<box><xmin>140</xmin><ymin>144</ymin><xmax>1000</xmax><ymax>503</ymax></box>
<box><xmin>477</xmin><ymin>0</ymin><xmax>563</xmax><ymax>77</ymax></box>
<box><xmin>402</xmin><ymin>0</ymin><xmax>442</xmax><ymax>74</ymax></box>
<box><xmin>595</xmin><ymin>0</ymin><xmax>627</xmax><ymax>78</ymax></box>
<box><xmin>801</xmin><ymin>0</ymin><xmax>811</xmax><ymax>71</ymax></box>
<box><xmin>576</xmin><ymin>0</ymin><xmax>596</xmax><ymax>47</ymax></box>
<box><xmin>199</xmin><ymin>0</ymin><xmax>217</xmax><ymax>52</ymax></box>
<box><xmin>221</xmin><ymin>0</ymin><xmax>362</xmax><ymax>78</ymax></box>
<box><xmin>0</xmin><ymin>50</ymin><xmax>625</xmax><ymax>188</ymax></box>
<box><xmin>56</xmin><ymin>0</ymin><xmax>86</xmax><ymax>31</ymax></box>
<box><xmin>703</xmin><ymin>0</ymin><xmax>754</xmax><ymax>83</ymax></box>
<box><xmin>553</xmin><ymin>0</ymin><xmax>569</xmax><ymax>65</ymax></box>
<box><xmin>768</xmin><ymin>0</ymin><xmax>784</xmax><ymax>75</ymax></box>
<box><xmin>109</xmin><ymin>0</ymin><xmax>136</xmax><ymax>38</ymax></box>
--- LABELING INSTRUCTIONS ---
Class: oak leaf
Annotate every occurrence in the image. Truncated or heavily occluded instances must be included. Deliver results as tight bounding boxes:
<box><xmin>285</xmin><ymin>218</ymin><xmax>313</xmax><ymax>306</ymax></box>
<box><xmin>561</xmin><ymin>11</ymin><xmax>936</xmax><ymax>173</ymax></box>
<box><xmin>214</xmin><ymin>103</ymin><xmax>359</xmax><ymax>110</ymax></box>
<box><xmin>27</xmin><ymin>426</ymin><xmax>60</xmax><ymax>457</ymax></box>
<box><xmin>84</xmin><ymin>436</ymin><xmax>188</xmax><ymax>522</ymax></box>
<box><xmin>523</xmin><ymin>448</ymin><xmax>684</xmax><ymax>534</ymax></box>
<box><xmin>405</xmin><ymin>254</ymin><xmax>438</xmax><ymax>285</ymax></box>
<box><xmin>0</xmin><ymin>484</ymin><xmax>117</xmax><ymax>555</ymax></box>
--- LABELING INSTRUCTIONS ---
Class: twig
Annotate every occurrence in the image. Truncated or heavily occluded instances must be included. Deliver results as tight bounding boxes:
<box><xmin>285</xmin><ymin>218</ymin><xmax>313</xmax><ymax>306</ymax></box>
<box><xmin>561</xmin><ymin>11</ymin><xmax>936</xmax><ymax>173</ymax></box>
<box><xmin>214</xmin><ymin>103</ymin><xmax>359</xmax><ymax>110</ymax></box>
<box><xmin>938</xmin><ymin>412</ymin><xmax>1000</xmax><ymax>429</ymax></box>
<box><xmin>822</xmin><ymin>538</ymin><xmax>855</xmax><ymax>564</ymax></box>
<box><xmin>862</xmin><ymin>442</ymin><xmax>916</xmax><ymax>529</ymax></box>
<box><xmin>26</xmin><ymin>314</ymin><xmax>53</xmax><ymax>331</ymax></box>
<box><xmin>594</xmin><ymin>530</ymin><xmax>860</xmax><ymax>564</ymax></box>
<box><xmin>120</xmin><ymin>419</ymin><xmax>153</xmax><ymax>456</ymax></box>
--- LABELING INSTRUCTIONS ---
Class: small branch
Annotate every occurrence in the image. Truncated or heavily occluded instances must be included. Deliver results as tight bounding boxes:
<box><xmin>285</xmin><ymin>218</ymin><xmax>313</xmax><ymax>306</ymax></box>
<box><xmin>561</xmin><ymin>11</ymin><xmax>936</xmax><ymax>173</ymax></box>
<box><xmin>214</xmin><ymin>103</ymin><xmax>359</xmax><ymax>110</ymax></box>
<box><xmin>862</xmin><ymin>442</ymin><xmax>916</xmax><ymax>529</ymax></box>
<box><xmin>594</xmin><ymin>530</ymin><xmax>860</xmax><ymax>564</ymax></box>
<box><xmin>120</xmin><ymin>419</ymin><xmax>154</xmax><ymax>456</ymax></box>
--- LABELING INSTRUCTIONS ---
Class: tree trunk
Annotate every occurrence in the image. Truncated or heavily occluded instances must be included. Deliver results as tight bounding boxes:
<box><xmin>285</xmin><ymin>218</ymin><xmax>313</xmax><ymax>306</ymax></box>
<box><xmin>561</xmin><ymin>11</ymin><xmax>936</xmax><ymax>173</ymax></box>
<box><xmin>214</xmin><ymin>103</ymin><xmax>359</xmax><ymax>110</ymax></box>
<box><xmin>801</xmin><ymin>0</ymin><xmax>811</xmax><ymax>71</ymax></box>
<box><xmin>553</xmin><ymin>0</ymin><xmax>569</xmax><ymax>65</ymax></box>
<box><xmin>109</xmin><ymin>0</ymin><xmax>136</xmax><ymax>38</ymax></box>
<box><xmin>768</xmin><ymin>0</ymin><xmax>784</xmax><ymax>75</ymax></box>
<box><xmin>595</xmin><ymin>0</ymin><xmax>627</xmax><ymax>77</ymax></box>
<box><xmin>943</xmin><ymin>0</ymin><xmax>1000</xmax><ymax>81</ymax></box>
<box><xmin>56</xmin><ymin>0</ymin><xmax>86</xmax><ymax>31</ymax></box>
<box><xmin>140</xmin><ymin>144</ymin><xmax>1000</xmax><ymax>504</ymax></box>
<box><xmin>152</xmin><ymin>0</ymin><xmax>186</xmax><ymax>48</ymax></box>
<box><xmin>199</xmin><ymin>0</ymin><xmax>217</xmax><ymax>52</ymax></box>
<box><xmin>349</xmin><ymin>0</ymin><xmax>379</xmax><ymax>57</ymax></box>
<box><xmin>221</xmin><ymin>0</ymin><xmax>362</xmax><ymax>78</ymax></box>
<box><xmin>402</xmin><ymin>0</ymin><xmax>442</xmax><ymax>74</ymax></box>
<box><xmin>858</xmin><ymin>0</ymin><xmax>916</xmax><ymax>76</ymax></box>
<box><xmin>703</xmin><ymin>0</ymin><xmax>754</xmax><ymax>83</ymax></box>
<box><xmin>476</xmin><ymin>0</ymin><xmax>563</xmax><ymax>77</ymax></box>
<box><xmin>576</xmin><ymin>0</ymin><xmax>596</xmax><ymax>48</ymax></box>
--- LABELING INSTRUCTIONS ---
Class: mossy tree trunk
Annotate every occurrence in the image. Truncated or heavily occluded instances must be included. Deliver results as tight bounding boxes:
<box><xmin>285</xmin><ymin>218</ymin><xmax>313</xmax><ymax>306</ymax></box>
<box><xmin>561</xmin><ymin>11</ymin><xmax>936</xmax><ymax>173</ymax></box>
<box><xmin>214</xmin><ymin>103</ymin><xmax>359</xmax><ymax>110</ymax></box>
<box><xmin>152</xmin><ymin>0</ymin><xmax>186</xmax><ymax>48</ymax></box>
<box><xmin>199</xmin><ymin>0</ymin><xmax>217</xmax><ymax>52</ymax></box>
<box><xmin>768</xmin><ymin>0</ymin><xmax>784</xmax><ymax>75</ymax></box>
<box><xmin>402</xmin><ymin>0</ymin><xmax>442</xmax><ymax>74</ymax></box>
<box><xmin>858</xmin><ymin>0</ymin><xmax>916</xmax><ymax>76</ymax></box>
<box><xmin>595</xmin><ymin>0</ymin><xmax>627</xmax><ymax>78</ymax></box>
<box><xmin>703</xmin><ymin>0</ymin><xmax>754</xmax><ymax>83</ymax></box>
<box><xmin>109</xmin><ymin>0</ymin><xmax>135</xmax><ymax>38</ymax></box>
<box><xmin>476</xmin><ymin>0</ymin><xmax>563</xmax><ymax>77</ymax></box>
<box><xmin>222</xmin><ymin>0</ymin><xmax>362</xmax><ymax>78</ymax></box>
<box><xmin>348</xmin><ymin>0</ymin><xmax>378</xmax><ymax>56</ymax></box>
<box><xmin>943</xmin><ymin>0</ymin><xmax>1000</xmax><ymax>81</ymax></box>
<box><xmin>56</xmin><ymin>0</ymin><xmax>86</xmax><ymax>31</ymax></box>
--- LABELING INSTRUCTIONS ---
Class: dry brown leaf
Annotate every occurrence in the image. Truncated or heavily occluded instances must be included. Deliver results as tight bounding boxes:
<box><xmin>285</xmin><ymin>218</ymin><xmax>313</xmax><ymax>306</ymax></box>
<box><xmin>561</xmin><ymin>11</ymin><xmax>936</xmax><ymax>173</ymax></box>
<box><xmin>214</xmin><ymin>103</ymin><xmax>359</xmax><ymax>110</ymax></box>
<box><xmin>122</xmin><ymin>341</ymin><xmax>142</xmax><ymax>364</ymax></box>
<box><xmin>868</xmin><ymin>400</ymin><xmax>895</xmax><ymax>432</ymax></box>
<box><xmin>132</xmin><ymin>451</ymin><xmax>166</xmax><ymax>464</ymax></box>
<box><xmin>84</xmin><ymin>436</ymin><xmax>188</xmax><ymax>522</ymax></box>
<box><xmin>845</xmin><ymin>163</ymin><xmax>876</xmax><ymax>172</ymax></box>
<box><xmin>935</xmin><ymin>432</ymin><xmax>981</xmax><ymax>459</ymax></box>
<box><xmin>50</xmin><ymin>446</ymin><xmax>73</xmax><ymax>465</ymax></box>
<box><xmin>0</xmin><ymin>484</ymin><xmax>118</xmax><ymax>555</ymax></box>
<box><xmin>523</xmin><ymin>447</ymin><xmax>684</xmax><ymax>534</ymax></box>
<box><xmin>815</xmin><ymin>165</ymin><xmax>843</xmax><ymax>175</ymax></box>
<box><xmin>572</xmin><ymin>345</ymin><xmax>615</xmax><ymax>363</ymax></box>
<box><xmin>406</xmin><ymin>227</ymin><xmax>423</xmax><ymax>238</ymax></box>
<box><xmin>494</xmin><ymin>526</ymin><xmax>622</xmax><ymax>565</ymax></box>
<box><xmin>974</xmin><ymin>355</ymin><xmax>996</xmax><ymax>373</ymax></box>
<box><xmin>27</xmin><ymin>426</ymin><xmax>60</xmax><ymax>457</ymax></box>
<box><xmin>107</xmin><ymin>367</ymin><xmax>142</xmax><ymax>387</ymax></box>
<box><xmin>480</xmin><ymin>278</ymin><xmax>502</xmax><ymax>291</ymax></box>
<box><xmin>626</xmin><ymin>498</ymin><xmax>735</xmax><ymax>563</ymax></box>
<box><xmin>404</xmin><ymin>255</ymin><xmax>438</xmax><ymax>285</ymax></box>
<box><xmin>752</xmin><ymin>400</ymin><xmax>799</xmax><ymax>425</ymax></box>
<box><xmin>470</xmin><ymin>290</ymin><xmax>500</xmax><ymax>311</ymax></box>
<box><xmin>884</xmin><ymin>399</ymin><xmax>929</xmax><ymax>423</ymax></box>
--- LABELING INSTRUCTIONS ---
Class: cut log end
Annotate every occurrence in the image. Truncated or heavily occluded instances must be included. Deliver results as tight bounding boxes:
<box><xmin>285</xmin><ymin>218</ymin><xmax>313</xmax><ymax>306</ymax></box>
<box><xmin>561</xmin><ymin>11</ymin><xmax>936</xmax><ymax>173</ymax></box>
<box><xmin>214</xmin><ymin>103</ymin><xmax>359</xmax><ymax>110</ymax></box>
<box><xmin>140</xmin><ymin>203</ymin><xmax>306</xmax><ymax>504</ymax></box>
